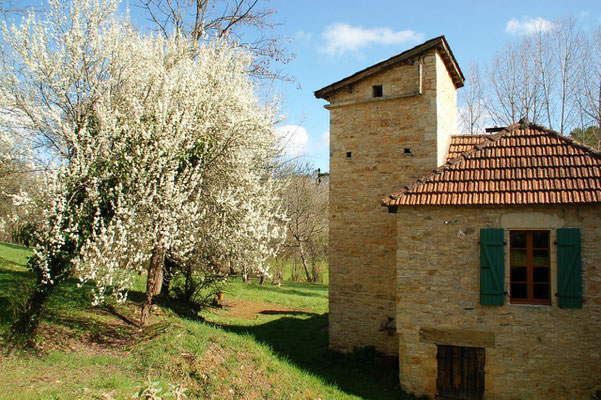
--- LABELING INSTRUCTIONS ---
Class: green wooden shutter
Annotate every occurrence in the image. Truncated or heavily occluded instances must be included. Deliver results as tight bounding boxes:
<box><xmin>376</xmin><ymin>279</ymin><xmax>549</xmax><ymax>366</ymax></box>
<box><xmin>480</xmin><ymin>228</ymin><xmax>505</xmax><ymax>305</ymax></box>
<box><xmin>557</xmin><ymin>228</ymin><xmax>582</xmax><ymax>308</ymax></box>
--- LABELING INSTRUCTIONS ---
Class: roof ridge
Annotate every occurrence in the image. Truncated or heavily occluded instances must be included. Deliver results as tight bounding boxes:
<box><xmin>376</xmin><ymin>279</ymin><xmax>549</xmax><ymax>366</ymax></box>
<box><xmin>521</xmin><ymin>120</ymin><xmax>601</xmax><ymax>159</ymax></box>
<box><xmin>450</xmin><ymin>134</ymin><xmax>494</xmax><ymax>137</ymax></box>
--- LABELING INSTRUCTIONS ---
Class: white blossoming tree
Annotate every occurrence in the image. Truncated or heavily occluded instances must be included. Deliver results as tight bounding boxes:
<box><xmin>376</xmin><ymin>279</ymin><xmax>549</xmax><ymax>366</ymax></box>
<box><xmin>1</xmin><ymin>0</ymin><xmax>285</xmax><ymax>335</ymax></box>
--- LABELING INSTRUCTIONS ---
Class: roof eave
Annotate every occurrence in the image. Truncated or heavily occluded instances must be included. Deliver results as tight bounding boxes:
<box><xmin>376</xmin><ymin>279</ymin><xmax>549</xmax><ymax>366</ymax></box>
<box><xmin>314</xmin><ymin>36</ymin><xmax>465</xmax><ymax>100</ymax></box>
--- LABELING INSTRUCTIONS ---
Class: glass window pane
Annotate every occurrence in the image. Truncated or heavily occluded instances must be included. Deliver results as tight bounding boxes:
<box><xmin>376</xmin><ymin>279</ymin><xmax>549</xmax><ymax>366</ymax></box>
<box><xmin>533</xmin><ymin>267</ymin><xmax>549</xmax><ymax>283</ymax></box>
<box><xmin>511</xmin><ymin>283</ymin><xmax>527</xmax><ymax>299</ymax></box>
<box><xmin>532</xmin><ymin>231</ymin><xmax>549</xmax><ymax>248</ymax></box>
<box><xmin>511</xmin><ymin>250</ymin><xmax>527</xmax><ymax>265</ymax></box>
<box><xmin>511</xmin><ymin>266</ymin><xmax>527</xmax><ymax>282</ymax></box>
<box><xmin>533</xmin><ymin>284</ymin><xmax>550</xmax><ymax>299</ymax></box>
<box><xmin>533</xmin><ymin>250</ymin><xmax>549</xmax><ymax>266</ymax></box>
<box><xmin>510</xmin><ymin>231</ymin><xmax>526</xmax><ymax>248</ymax></box>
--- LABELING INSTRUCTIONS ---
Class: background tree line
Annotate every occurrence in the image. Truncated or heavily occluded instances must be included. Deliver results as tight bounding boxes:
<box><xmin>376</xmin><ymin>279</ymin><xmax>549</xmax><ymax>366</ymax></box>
<box><xmin>459</xmin><ymin>18</ymin><xmax>601</xmax><ymax>149</ymax></box>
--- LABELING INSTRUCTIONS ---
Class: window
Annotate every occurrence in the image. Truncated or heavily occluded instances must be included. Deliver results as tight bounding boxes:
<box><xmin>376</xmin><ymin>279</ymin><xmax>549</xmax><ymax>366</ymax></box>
<box><xmin>480</xmin><ymin>228</ymin><xmax>582</xmax><ymax>308</ymax></box>
<box><xmin>509</xmin><ymin>230</ymin><xmax>550</xmax><ymax>305</ymax></box>
<box><xmin>372</xmin><ymin>85</ymin><xmax>383</xmax><ymax>97</ymax></box>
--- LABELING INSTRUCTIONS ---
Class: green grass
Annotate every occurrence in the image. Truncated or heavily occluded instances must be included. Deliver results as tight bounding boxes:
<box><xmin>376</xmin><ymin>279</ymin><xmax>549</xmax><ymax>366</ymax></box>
<box><xmin>0</xmin><ymin>242</ymin><xmax>416</xmax><ymax>400</ymax></box>
<box><xmin>0</xmin><ymin>241</ymin><xmax>33</xmax><ymax>266</ymax></box>
<box><xmin>223</xmin><ymin>276</ymin><xmax>329</xmax><ymax>314</ymax></box>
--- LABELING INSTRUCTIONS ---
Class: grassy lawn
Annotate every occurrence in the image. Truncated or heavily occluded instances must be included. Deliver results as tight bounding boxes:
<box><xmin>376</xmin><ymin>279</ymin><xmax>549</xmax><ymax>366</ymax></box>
<box><xmin>0</xmin><ymin>242</ymin><xmax>416</xmax><ymax>400</ymax></box>
<box><xmin>0</xmin><ymin>241</ymin><xmax>33</xmax><ymax>265</ymax></box>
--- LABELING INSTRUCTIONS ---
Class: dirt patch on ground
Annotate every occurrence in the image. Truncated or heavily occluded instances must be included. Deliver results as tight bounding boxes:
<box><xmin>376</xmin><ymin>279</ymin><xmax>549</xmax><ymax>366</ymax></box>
<box><xmin>214</xmin><ymin>299</ymin><xmax>309</xmax><ymax>320</ymax></box>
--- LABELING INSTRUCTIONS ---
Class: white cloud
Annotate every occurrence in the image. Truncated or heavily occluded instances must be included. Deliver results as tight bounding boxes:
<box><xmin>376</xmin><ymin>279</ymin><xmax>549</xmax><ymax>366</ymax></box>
<box><xmin>319</xmin><ymin>23</ymin><xmax>424</xmax><ymax>56</ymax></box>
<box><xmin>276</xmin><ymin>125</ymin><xmax>309</xmax><ymax>157</ymax></box>
<box><xmin>294</xmin><ymin>30</ymin><xmax>313</xmax><ymax>42</ymax></box>
<box><xmin>321</xmin><ymin>130</ymin><xmax>329</xmax><ymax>146</ymax></box>
<box><xmin>505</xmin><ymin>17</ymin><xmax>554</xmax><ymax>36</ymax></box>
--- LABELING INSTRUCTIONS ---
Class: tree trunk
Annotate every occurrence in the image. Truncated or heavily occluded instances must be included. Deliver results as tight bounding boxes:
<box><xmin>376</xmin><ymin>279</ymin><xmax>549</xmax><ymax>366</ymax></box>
<box><xmin>298</xmin><ymin>241</ymin><xmax>313</xmax><ymax>282</ymax></box>
<box><xmin>597</xmin><ymin>83</ymin><xmax>601</xmax><ymax>150</ymax></box>
<box><xmin>259</xmin><ymin>273</ymin><xmax>266</xmax><ymax>285</ymax></box>
<box><xmin>140</xmin><ymin>245</ymin><xmax>166</xmax><ymax>325</ymax></box>
<box><xmin>184</xmin><ymin>265</ymin><xmax>195</xmax><ymax>303</ymax></box>
<box><xmin>291</xmin><ymin>257</ymin><xmax>298</xmax><ymax>281</ymax></box>
<box><xmin>11</xmin><ymin>282</ymin><xmax>55</xmax><ymax>338</ymax></box>
<box><xmin>160</xmin><ymin>256</ymin><xmax>175</xmax><ymax>297</ymax></box>
<box><xmin>311</xmin><ymin>260</ymin><xmax>320</xmax><ymax>283</ymax></box>
<box><xmin>152</xmin><ymin>264</ymin><xmax>164</xmax><ymax>296</ymax></box>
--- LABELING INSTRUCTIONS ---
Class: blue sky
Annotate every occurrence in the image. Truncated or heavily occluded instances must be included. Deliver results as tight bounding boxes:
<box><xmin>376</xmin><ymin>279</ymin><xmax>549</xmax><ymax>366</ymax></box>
<box><xmin>261</xmin><ymin>0</ymin><xmax>601</xmax><ymax>172</ymax></box>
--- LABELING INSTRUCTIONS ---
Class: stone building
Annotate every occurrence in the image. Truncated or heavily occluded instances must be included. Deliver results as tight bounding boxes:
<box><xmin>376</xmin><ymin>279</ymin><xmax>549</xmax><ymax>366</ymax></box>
<box><xmin>315</xmin><ymin>35</ymin><xmax>463</xmax><ymax>357</ymax></box>
<box><xmin>315</xmin><ymin>36</ymin><xmax>601</xmax><ymax>399</ymax></box>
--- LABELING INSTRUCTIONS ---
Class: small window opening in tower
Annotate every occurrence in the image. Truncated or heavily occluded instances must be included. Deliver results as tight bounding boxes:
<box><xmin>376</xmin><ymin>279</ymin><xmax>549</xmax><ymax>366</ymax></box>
<box><xmin>404</xmin><ymin>148</ymin><xmax>411</xmax><ymax>154</ymax></box>
<box><xmin>346</xmin><ymin>152</ymin><xmax>352</xmax><ymax>158</ymax></box>
<box><xmin>372</xmin><ymin>85</ymin><xmax>383</xmax><ymax>98</ymax></box>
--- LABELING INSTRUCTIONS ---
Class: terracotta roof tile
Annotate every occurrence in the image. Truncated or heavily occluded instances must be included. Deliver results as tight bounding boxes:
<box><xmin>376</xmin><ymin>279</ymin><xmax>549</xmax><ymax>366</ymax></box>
<box><xmin>384</xmin><ymin>120</ymin><xmax>601</xmax><ymax>206</ymax></box>
<box><xmin>446</xmin><ymin>135</ymin><xmax>492</xmax><ymax>161</ymax></box>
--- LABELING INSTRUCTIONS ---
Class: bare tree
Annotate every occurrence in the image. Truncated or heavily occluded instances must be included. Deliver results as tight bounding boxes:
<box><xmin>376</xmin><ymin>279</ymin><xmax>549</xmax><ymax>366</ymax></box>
<box><xmin>480</xmin><ymin>17</ymin><xmax>589</xmax><ymax>135</ymax></box>
<box><xmin>281</xmin><ymin>168</ymin><xmax>328</xmax><ymax>283</ymax></box>
<box><xmin>552</xmin><ymin>17</ymin><xmax>582</xmax><ymax>134</ymax></box>
<box><xmin>138</xmin><ymin>0</ymin><xmax>292</xmax><ymax>80</ymax></box>
<box><xmin>530</xmin><ymin>25</ymin><xmax>555</xmax><ymax>129</ymax></box>
<box><xmin>576</xmin><ymin>27</ymin><xmax>601</xmax><ymax>149</ymax></box>
<box><xmin>487</xmin><ymin>37</ymin><xmax>546</xmax><ymax>127</ymax></box>
<box><xmin>458</xmin><ymin>62</ymin><xmax>488</xmax><ymax>134</ymax></box>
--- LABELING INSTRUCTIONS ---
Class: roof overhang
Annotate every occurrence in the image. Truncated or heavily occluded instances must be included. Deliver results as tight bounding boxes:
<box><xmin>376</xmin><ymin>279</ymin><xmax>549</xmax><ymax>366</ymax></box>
<box><xmin>314</xmin><ymin>36</ymin><xmax>464</xmax><ymax>100</ymax></box>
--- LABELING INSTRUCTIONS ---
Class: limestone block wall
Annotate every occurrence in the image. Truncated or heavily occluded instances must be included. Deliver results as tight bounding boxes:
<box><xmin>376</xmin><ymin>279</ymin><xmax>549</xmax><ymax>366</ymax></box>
<box><xmin>326</xmin><ymin>50</ymin><xmax>457</xmax><ymax>355</ymax></box>
<box><xmin>436</xmin><ymin>54</ymin><xmax>457</xmax><ymax>167</ymax></box>
<box><xmin>395</xmin><ymin>205</ymin><xmax>601</xmax><ymax>399</ymax></box>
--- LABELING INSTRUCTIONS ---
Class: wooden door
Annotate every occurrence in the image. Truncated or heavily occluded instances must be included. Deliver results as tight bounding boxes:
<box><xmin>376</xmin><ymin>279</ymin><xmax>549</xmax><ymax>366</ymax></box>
<box><xmin>436</xmin><ymin>345</ymin><xmax>485</xmax><ymax>400</ymax></box>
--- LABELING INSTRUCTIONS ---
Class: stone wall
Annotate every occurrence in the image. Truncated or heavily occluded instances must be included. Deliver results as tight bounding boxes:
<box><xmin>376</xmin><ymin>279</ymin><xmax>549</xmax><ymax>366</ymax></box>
<box><xmin>325</xmin><ymin>49</ymin><xmax>458</xmax><ymax>355</ymax></box>
<box><xmin>436</xmin><ymin>53</ymin><xmax>457</xmax><ymax>167</ymax></box>
<box><xmin>395</xmin><ymin>204</ymin><xmax>601</xmax><ymax>399</ymax></box>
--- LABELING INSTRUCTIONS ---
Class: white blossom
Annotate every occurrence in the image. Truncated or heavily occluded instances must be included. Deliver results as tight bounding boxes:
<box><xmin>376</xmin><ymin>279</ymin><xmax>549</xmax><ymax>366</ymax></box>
<box><xmin>0</xmin><ymin>0</ymin><xmax>286</xmax><ymax>304</ymax></box>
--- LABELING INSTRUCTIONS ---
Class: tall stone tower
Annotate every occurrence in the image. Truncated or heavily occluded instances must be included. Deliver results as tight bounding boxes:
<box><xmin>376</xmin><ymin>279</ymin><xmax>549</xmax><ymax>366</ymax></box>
<box><xmin>315</xmin><ymin>36</ymin><xmax>464</xmax><ymax>356</ymax></box>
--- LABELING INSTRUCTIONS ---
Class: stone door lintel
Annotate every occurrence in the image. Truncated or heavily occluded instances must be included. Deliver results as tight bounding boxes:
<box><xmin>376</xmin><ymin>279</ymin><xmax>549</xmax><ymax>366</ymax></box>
<box><xmin>419</xmin><ymin>327</ymin><xmax>495</xmax><ymax>348</ymax></box>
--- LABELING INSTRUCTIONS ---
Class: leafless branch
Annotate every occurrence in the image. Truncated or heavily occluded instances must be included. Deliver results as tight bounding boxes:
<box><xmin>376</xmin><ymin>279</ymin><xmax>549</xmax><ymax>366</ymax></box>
<box><xmin>137</xmin><ymin>0</ymin><xmax>293</xmax><ymax>81</ymax></box>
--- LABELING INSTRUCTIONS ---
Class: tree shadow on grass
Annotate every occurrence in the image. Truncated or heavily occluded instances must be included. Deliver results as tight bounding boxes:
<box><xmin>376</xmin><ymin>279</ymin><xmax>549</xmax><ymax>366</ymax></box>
<box><xmin>257</xmin><ymin>310</ymin><xmax>312</xmax><ymax>316</ymax></box>
<box><xmin>217</xmin><ymin>313</ymin><xmax>421</xmax><ymax>400</ymax></box>
<box><xmin>125</xmin><ymin>289</ymin><xmax>203</xmax><ymax>322</ymax></box>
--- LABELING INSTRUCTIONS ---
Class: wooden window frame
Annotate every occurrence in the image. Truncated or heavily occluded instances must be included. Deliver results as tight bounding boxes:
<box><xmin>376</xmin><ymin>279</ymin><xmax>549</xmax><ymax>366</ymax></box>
<box><xmin>509</xmin><ymin>230</ymin><xmax>551</xmax><ymax>305</ymax></box>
